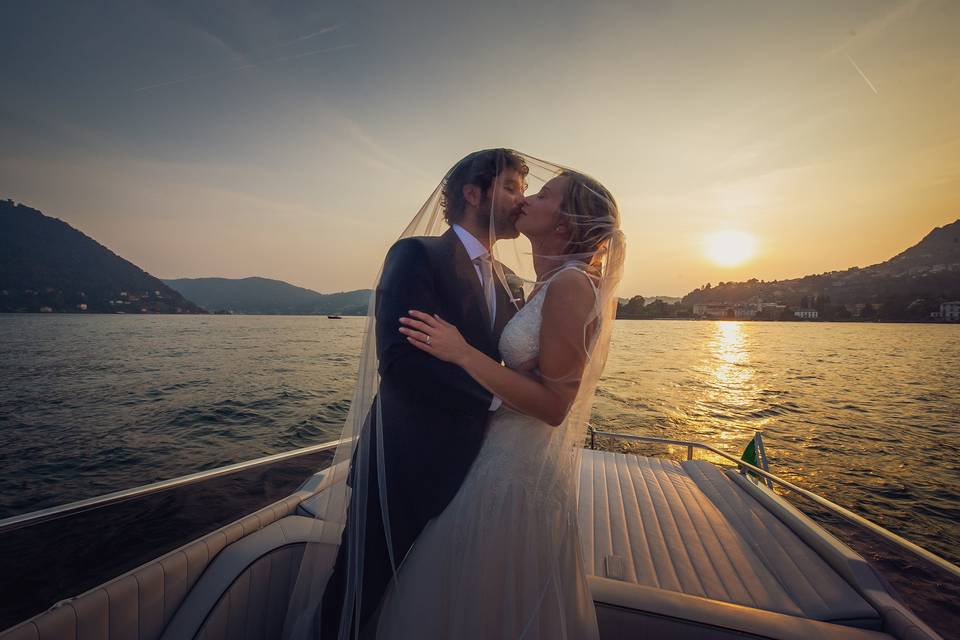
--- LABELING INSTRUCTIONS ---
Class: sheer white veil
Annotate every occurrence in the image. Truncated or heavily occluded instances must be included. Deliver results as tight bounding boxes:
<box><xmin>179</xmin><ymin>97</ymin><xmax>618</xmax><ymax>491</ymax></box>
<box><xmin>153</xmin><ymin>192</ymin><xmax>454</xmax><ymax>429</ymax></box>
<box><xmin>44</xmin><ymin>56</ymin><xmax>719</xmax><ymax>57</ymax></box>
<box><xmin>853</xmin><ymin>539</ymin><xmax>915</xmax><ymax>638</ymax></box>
<box><xmin>282</xmin><ymin>149</ymin><xmax>625</xmax><ymax>639</ymax></box>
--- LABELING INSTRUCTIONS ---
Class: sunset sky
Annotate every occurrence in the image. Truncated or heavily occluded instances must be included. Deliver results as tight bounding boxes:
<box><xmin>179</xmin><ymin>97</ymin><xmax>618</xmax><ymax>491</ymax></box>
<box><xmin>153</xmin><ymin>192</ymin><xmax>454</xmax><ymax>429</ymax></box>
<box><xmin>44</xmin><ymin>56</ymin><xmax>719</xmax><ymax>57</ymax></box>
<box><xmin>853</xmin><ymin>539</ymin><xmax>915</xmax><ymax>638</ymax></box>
<box><xmin>2</xmin><ymin>0</ymin><xmax>958</xmax><ymax>297</ymax></box>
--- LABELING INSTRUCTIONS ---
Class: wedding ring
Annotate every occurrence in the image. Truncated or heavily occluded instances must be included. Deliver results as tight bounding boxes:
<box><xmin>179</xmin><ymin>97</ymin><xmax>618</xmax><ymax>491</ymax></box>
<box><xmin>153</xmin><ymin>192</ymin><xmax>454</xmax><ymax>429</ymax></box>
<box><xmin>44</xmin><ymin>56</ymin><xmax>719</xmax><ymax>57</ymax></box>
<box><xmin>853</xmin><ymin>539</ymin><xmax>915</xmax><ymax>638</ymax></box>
<box><xmin>426</xmin><ymin>335</ymin><xmax>431</xmax><ymax>345</ymax></box>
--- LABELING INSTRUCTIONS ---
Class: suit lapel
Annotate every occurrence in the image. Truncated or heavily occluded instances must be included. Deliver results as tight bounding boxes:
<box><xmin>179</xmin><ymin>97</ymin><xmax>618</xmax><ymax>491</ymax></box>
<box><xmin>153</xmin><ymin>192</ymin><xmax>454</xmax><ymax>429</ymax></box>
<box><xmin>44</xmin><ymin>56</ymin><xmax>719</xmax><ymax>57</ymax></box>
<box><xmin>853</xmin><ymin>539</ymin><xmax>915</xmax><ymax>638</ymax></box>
<box><xmin>449</xmin><ymin>229</ymin><xmax>493</xmax><ymax>329</ymax></box>
<box><xmin>441</xmin><ymin>229</ymin><xmax>521</xmax><ymax>354</ymax></box>
<box><xmin>442</xmin><ymin>230</ymin><xmax>495</xmax><ymax>350</ymax></box>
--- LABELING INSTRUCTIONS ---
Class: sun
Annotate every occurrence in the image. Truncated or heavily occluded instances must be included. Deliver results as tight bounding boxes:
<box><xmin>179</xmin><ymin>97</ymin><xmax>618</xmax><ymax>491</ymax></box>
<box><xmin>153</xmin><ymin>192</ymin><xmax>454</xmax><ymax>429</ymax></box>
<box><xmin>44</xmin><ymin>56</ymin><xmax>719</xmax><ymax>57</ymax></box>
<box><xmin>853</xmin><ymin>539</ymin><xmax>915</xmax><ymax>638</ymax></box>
<box><xmin>703</xmin><ymin>230</ymin><xmax>757</xmax><ymax>267</ymax></box>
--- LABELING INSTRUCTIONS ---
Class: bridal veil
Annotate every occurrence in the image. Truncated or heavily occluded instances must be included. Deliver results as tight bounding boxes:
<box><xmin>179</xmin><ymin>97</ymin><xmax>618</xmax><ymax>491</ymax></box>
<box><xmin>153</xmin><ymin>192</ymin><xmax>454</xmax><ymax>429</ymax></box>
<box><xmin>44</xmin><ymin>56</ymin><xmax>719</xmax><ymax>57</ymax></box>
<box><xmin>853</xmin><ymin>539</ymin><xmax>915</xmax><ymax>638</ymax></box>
<box><xmin>282</xmin><ymin>149</ymin><xmax>624</xmax><ymax>639</ymax></box>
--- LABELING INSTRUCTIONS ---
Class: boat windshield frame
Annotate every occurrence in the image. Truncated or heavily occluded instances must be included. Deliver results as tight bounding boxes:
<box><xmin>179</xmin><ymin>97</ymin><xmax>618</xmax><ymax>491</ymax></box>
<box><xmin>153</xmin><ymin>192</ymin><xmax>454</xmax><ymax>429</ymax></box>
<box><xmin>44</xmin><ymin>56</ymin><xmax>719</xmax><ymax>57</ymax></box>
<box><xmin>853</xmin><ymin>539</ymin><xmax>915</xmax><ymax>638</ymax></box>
<box><xmin>0</xmin><ymin>439</ymin><xmax>344</xmax><ymax>534</ymax></box>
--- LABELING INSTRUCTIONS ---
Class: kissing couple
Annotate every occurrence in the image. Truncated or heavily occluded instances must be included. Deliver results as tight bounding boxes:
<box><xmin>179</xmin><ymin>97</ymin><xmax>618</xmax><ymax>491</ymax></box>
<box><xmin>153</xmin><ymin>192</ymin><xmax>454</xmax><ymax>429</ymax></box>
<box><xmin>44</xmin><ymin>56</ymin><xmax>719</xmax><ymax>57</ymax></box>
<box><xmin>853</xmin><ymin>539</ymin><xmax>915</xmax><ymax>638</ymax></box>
<box><xmin>289</xmin><ymin>149</ymin><xmax>625</xmax><ymax>639</ymax></box>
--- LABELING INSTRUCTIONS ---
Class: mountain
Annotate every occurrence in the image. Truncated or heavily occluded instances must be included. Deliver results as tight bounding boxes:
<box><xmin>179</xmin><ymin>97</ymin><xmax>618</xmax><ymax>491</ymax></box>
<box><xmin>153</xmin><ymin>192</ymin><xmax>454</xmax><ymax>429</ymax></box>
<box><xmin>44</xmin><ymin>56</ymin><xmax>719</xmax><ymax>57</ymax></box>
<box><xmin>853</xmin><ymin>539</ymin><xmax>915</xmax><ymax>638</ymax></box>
<box><xmin>163</xmin><ymin>277</ymin><xmax>371</xmax><ymax>315</ymax></box>
<box><xmin>0</xmin><ymin>200</ymin><xmax>205</xmax><ymax>314</ymax></box>
<box><xmin>681</xmin><ymin>219</ymin><xmax>960</xmax><ymax>308</ymax></box>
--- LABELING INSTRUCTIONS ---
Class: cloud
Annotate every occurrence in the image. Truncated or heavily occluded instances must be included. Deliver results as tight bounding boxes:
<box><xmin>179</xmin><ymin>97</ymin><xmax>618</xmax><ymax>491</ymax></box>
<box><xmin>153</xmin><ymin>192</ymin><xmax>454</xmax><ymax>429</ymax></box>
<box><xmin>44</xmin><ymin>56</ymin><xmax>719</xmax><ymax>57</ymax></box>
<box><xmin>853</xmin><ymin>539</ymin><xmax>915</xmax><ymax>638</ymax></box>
<box><xmin>825</xmin><ymin>0</ymin><xmax>927</xmax><ymax>57</ymax></box>
<box><xmin>131</xmin><ymin>42</ymin><xmax>355</xmax><ymax>93</ymax></box>
<box><xmin>842</xmin><ymin>50</ymin><xmax>880</xmax><ymax>94</ymax></box>
<box><xmin>326</xmin><ymin>111</ymin><xmax>434</xmax><ymax>183</ymax></box>
<box><xmin>261</xmin><ymin>25</ymin><xmax>341</xmax><ymax>51</ymax></box>
<box><xmin>149</xmin><ymin>1</ymin><xmax>338</xmax><ymax>61</ymax></box>
<box><xmin>273</xmin><ymin>43</ymin><xmax>356</xmax><ymax>63</ymax></box>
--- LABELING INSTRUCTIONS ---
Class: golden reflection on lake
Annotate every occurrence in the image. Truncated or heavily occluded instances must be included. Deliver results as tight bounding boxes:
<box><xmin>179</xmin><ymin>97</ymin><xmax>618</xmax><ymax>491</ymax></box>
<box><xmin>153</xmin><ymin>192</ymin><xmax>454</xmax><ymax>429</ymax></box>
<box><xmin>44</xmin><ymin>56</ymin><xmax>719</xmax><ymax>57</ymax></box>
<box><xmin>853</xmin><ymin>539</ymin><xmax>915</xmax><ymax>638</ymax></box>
<box><xmin>696</xmin><ymin>321</ymin><xmax>764</xmax><ymax>445</ymax></box>
<box><xmin>709</xmin><ymin>321</ymin><xmax>752</xmax><ymax>397</ymax></box>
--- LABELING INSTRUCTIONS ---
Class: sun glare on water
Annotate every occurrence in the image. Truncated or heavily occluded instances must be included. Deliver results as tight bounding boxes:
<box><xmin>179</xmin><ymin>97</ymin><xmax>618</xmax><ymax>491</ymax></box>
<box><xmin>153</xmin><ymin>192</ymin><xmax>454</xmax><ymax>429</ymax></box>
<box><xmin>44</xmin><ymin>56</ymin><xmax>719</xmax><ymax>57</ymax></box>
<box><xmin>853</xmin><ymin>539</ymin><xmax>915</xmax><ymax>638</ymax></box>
<box><xmin>703</xmin><ymin>230</ymin><xmax>758</xmax><ymax>267</ymax></box>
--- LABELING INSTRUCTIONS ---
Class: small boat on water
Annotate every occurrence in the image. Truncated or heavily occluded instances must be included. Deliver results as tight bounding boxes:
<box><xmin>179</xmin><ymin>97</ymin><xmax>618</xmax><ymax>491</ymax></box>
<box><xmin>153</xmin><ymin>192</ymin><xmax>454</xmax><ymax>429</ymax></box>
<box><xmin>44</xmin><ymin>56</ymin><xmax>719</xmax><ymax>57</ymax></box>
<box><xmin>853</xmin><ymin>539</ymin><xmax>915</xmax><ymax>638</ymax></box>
<box><xmin>0</xmin><ymin>431</ymin><xmax>954</xmax><ymax>639</ymax></box>
<box><xmin>326</xmin><ymin>315</ymin><xmax>342</xmax><ymax>320</ymax></box>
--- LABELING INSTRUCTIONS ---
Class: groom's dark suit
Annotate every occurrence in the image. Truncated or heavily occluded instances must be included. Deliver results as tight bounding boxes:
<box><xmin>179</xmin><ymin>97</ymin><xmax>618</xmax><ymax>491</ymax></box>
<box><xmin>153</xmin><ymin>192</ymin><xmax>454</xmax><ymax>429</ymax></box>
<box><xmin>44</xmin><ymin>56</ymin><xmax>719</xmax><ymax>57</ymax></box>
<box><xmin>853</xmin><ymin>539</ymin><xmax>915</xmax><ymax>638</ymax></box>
<box><xmin>320</xmin><ymin>227</ymin><xmax>518</xmax><ymax>637</ymax></box>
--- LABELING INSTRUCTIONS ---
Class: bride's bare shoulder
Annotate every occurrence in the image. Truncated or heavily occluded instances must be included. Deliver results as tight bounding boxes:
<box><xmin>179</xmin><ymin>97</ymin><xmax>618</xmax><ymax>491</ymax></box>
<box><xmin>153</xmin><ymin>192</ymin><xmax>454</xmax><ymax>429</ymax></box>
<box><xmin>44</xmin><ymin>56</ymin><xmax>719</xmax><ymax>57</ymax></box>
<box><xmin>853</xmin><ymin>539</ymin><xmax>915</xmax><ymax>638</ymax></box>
<box><xmin>542</xmin><ymin>268</ymin><xmax>595</xmax><ymax>316</ymax></box>
<box><xmin>549</xmin><ymin>268</ymin><xmax>594</xmax><ymax>296</ymax></box>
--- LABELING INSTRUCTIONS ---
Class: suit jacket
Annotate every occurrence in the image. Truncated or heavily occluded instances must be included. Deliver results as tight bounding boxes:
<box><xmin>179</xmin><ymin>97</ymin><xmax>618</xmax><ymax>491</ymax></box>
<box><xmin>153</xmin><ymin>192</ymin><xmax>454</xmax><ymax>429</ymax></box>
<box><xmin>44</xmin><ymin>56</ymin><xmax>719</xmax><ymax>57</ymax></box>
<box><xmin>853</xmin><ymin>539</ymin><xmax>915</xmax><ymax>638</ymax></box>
<box><xmin>320</xmin><ymin>228</ymin><xmax>519</xmax><ymax>638</ymax></box>
<box><xmin>372</xmin><ymin>227</ymin><xmax>517</xmax><ymax>531</ymax></box>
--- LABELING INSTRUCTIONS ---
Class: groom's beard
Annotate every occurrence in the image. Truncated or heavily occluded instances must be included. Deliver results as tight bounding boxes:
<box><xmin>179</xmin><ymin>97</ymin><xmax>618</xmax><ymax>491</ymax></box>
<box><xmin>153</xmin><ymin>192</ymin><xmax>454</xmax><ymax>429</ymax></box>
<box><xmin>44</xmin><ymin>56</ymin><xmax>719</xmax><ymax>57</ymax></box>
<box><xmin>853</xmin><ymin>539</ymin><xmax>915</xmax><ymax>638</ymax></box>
<box><xmin>480</xmin><ymin>198</ymin><xmax>520</xmax><ymax>241</ymax></box>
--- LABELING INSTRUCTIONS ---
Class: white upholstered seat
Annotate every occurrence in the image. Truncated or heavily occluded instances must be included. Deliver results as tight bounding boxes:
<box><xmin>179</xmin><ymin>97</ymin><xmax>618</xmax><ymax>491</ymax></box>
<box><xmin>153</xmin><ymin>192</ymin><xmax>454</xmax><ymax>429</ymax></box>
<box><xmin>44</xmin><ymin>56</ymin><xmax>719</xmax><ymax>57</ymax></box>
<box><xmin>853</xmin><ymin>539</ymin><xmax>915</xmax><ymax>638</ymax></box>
<box><xmin>577</xmin><ymin>450</ymin><xmax>880</xmax><ymax>627</ymax></box>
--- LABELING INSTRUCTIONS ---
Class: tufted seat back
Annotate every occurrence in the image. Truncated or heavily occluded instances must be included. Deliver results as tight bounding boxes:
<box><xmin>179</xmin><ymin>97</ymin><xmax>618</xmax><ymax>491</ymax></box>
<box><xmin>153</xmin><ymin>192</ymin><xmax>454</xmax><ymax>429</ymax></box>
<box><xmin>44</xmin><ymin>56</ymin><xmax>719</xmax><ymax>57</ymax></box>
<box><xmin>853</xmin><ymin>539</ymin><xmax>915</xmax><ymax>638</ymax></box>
<box><xmin>160</xmin><ymin>516</ymin><xmax>340</xmax><ymax>640</ymax></box>
<box><xmin>0</xmin><ymin>492</ymin><xmax>310</xmax><ymax>640</ymax></box>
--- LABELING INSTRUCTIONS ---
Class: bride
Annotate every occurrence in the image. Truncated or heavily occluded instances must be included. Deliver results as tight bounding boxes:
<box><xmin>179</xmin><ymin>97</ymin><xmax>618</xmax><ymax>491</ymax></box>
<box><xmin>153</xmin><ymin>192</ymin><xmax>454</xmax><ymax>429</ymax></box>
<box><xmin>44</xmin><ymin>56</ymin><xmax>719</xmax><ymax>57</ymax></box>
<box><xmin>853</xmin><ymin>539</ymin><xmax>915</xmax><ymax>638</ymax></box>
<box><xmin>379</xmin><ymin>169</ymin><xmax>625</xmax><ymax>639</ymax></box>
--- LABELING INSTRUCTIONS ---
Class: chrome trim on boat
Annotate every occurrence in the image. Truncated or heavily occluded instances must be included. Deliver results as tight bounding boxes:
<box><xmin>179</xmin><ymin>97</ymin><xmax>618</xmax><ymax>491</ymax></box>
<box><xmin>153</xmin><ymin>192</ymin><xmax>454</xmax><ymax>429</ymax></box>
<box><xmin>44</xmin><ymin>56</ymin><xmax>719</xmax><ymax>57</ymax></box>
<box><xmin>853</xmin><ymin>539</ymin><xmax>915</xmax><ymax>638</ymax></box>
<box><xmin>753</xmin><ymin>431</ymin><xmax>773</xmax><ymax>489</ymax></box>
<box><xmin>587</xmin><ymin>427</ymin><xmax>960</xmax><ymax>581</ymax></box>
<box><xmin>0</xmin><ymin>439</ymin><xmax>344</xmax><ymax>534</ymax></box>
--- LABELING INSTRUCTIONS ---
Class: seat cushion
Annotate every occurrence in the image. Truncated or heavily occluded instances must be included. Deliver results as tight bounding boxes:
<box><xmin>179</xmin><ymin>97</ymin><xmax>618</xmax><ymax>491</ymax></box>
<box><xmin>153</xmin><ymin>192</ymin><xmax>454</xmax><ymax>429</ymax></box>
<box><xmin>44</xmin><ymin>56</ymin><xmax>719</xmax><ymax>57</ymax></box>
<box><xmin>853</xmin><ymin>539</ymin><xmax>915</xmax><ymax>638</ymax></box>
<box><xmin>0</xmin><ymin>492</ymin><xmax>310</xmax><ymax>640</ymax></box>
<box><xmin>578</xmin><ymin>450</ymin><xmax>879</xmax><ymax>625</ymax></box>
<box><xmin>161</xmin><ymin>516</ymin><xmax>341</xmax><ymax>640</ymax></box>
<box><xmin>590</xmin><ymin>576</ymin><xmax>895</xmax><ymax>640</ymax></box>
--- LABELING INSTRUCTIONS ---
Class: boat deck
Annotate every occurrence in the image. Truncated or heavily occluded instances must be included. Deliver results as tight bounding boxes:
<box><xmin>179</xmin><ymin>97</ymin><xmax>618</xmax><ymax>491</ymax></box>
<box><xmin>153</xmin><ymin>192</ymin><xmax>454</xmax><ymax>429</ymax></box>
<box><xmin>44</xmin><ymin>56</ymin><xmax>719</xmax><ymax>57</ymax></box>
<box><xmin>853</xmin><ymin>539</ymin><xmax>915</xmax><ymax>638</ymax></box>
<box><xmin>578</xmin><ymin>450</ymin><xmax>877</xmax><ymax>624</ymax></box>
<box><xmin>0</xmin><ymin>449</ymin><xmax>941</xmax><ymax>639</ymax></box>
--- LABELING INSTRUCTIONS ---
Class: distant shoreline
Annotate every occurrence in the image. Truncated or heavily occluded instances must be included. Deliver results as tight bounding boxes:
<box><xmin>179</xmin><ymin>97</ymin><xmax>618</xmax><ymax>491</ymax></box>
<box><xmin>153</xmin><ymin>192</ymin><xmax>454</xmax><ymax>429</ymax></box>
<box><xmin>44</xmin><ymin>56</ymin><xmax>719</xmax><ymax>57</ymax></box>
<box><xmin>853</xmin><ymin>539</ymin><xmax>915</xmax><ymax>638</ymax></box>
<box><xmin>616</xmin><ymin>316</ymin><xmax>956</xmax><ymax>324</ymax></box>
<box><xmin>0</xmin><ymin>311</ymin><xmax>366</xmax><ymax>317</ymax></box>
<box><xmin>2</xmin><ymin>312</ymin><xmax>957</xmax><ymax>325</ymax></box>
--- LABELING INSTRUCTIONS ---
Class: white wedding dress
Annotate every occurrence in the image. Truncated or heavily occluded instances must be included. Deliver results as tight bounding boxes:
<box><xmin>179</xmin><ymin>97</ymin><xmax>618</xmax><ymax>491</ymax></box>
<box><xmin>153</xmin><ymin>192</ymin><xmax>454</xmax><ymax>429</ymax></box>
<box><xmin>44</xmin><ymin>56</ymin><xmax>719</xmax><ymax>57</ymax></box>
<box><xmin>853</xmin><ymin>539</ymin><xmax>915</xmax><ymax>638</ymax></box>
<box><xmin>375</xmin><ymin>265</ymin><xmax>600</xmax><ymax>640</ymax></box>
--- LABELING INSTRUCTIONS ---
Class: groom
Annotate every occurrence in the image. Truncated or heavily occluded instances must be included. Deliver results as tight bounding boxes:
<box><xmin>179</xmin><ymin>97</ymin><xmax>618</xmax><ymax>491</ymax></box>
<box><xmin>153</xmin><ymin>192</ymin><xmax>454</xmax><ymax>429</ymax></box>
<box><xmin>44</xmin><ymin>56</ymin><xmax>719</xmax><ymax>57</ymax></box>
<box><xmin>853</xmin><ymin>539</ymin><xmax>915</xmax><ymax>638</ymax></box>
<box><xmin>320</xmin><ymin>148</ymin><xmax>529</xmax><ymax>637</ymax></box>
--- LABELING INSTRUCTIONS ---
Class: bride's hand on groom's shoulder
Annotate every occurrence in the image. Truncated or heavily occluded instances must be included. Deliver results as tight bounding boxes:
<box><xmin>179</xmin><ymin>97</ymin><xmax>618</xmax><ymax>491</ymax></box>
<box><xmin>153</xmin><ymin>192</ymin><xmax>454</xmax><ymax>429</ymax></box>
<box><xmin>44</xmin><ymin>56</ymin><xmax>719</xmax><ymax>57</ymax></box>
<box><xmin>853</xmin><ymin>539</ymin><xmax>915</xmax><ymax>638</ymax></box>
<box><xmin>399</xmin><ymin>310</ymin><xmax>473</xmax><ymax>367</ymax></box>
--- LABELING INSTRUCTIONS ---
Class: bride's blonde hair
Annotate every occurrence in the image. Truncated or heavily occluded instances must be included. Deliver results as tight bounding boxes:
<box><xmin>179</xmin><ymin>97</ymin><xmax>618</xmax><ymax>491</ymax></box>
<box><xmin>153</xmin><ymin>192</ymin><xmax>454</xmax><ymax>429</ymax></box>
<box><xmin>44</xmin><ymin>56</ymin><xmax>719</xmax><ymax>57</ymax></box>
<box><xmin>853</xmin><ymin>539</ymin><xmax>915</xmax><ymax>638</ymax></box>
<box><xmin>557</xmin><ymin>170</ymin><xmax>620</xmax><ymax>269</ymax></box>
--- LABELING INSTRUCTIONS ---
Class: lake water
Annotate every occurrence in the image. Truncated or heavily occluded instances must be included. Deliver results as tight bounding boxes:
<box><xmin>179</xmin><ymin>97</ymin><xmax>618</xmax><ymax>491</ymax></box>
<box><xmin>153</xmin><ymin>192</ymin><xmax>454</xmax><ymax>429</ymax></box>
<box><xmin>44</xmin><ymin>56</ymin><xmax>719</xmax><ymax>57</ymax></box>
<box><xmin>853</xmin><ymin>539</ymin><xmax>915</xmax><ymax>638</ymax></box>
<box><xmin>1</xmin><ymin>315</ymin><xmax>958</xmax><ymax>566</ymax></box>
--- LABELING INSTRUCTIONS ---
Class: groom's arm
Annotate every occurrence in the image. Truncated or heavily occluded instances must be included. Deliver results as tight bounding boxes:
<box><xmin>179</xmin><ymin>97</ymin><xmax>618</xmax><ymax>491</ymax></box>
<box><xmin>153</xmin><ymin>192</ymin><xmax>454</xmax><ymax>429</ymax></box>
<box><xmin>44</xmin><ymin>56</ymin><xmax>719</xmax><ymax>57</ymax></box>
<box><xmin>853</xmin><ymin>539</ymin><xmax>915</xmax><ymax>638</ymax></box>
<box><xmin>375</xmin><ymin>239</ymin><xmax>493</xmax><ymax>412</ymax></box>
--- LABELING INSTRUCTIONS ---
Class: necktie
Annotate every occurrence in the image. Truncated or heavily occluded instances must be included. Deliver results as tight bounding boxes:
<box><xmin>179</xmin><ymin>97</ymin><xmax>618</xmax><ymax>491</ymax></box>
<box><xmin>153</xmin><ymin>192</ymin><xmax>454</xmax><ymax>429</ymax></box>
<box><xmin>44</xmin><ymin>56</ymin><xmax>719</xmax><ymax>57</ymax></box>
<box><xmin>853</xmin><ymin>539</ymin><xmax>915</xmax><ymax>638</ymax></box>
<box><xmin>475</xmin><ymin>255</ymin><xmax>495</xmax><ymax>330</ymax></box>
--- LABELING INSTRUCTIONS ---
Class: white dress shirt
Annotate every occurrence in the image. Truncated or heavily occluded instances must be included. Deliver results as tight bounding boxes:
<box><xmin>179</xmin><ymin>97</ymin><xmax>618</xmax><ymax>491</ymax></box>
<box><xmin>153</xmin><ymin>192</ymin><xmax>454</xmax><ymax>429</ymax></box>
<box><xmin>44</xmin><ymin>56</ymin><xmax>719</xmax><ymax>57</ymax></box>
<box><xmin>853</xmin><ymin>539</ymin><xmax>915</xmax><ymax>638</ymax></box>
<box><xmin>452</xmin><ymin>224</ymin><xmax>502</xmax><ymax>412</ymax></box>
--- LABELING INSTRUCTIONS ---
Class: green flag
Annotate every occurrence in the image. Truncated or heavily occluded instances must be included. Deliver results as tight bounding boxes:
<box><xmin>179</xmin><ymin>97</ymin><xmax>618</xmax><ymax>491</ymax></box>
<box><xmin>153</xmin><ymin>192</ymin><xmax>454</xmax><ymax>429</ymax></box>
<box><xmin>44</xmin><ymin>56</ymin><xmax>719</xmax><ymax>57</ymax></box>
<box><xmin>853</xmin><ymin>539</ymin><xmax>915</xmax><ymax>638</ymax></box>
<box><xmin>741</xmin><ymin>438</ymin><xmax>758</xmax><ymax>467</ymax></box>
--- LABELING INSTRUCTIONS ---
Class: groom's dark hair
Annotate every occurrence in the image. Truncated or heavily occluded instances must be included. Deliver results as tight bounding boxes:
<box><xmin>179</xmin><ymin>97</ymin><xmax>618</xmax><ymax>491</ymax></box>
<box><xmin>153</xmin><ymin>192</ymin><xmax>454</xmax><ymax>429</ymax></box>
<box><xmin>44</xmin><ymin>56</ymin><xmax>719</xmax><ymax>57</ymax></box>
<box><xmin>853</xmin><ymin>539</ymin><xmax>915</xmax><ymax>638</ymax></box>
<box><xmin>441</xmin><ymin>148</ymin><xmax>528</xmax><ymax>225</ymax></box>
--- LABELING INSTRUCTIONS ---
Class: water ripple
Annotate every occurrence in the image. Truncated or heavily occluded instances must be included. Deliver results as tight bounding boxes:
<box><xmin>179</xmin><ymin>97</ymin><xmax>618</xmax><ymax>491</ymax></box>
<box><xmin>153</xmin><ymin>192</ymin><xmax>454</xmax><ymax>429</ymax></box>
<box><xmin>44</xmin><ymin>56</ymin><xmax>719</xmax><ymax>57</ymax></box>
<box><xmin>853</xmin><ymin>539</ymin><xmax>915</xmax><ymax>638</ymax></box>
<box><xmin>0</xmin><ymin>315</ymin><xmax>958</xmax><ymax>567</ymax></box>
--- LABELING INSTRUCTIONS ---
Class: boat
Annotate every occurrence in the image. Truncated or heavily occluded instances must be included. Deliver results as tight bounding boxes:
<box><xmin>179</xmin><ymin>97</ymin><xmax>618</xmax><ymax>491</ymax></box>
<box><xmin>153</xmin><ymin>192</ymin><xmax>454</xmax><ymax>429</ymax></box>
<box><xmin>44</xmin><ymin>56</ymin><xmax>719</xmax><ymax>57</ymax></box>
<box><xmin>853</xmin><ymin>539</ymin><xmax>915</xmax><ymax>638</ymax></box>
<box><xmin>326</xmin><ymin>315</ymin><xmax>342</xmax><ymax>319</ymax></box>
<box><xmin>0</xmin><ymin>430</ymin><xmax>954</xmax><ymax>639</ymax></box>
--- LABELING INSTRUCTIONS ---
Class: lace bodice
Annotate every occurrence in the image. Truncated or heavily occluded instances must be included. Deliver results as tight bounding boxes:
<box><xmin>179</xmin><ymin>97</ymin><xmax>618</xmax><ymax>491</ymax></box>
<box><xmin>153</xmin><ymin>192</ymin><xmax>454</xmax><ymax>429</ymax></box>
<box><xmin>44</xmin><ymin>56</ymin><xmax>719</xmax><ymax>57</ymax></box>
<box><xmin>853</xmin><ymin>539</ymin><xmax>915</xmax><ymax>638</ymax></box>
<box><xmin>498</xmin><ymin>282</ymin><xmax>549</xmax><ymax>369</ymax></box>
<box><xmin>498</xmin><ymin>263</ymin><xmax>587</xmax><ymax>369</ymax></box>
<box><xmin>469</xmin><ymin>263</ymin><xmax>593</xmax><ymax>501</ymax></box>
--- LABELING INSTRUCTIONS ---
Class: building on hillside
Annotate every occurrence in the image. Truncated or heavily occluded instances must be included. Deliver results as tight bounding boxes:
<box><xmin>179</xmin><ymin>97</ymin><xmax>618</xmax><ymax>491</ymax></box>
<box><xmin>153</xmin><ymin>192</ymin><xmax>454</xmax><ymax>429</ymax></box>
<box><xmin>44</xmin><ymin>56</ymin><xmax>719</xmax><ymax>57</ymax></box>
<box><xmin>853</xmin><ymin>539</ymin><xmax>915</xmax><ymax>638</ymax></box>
<box><xmin>794</xmin><ymin>308</ymin><xmax>819</xmax><ymax>320</ymax></box>
<box><xmin>733</xmin><ymin>305</ymin><xmax>758</xmax><ymax>319</ymax></box>
<box><xmin>693</xmin><ymin>301</ymin><xmax>793</xmax><ymax>320</ymax></box>
<box><xmin>756</xmin><ymin>304</ymin><xmax>787</xmax><ymax>320</ymax></box>
<box><xmin>693</xmin><ymin>303</ymin><xmax>733</xmax><ymax>319</ymax></box>
<box><xmin>941</xmin><ymin>301</ymin><xmax>960</xmax><ymax>322</ymax></box>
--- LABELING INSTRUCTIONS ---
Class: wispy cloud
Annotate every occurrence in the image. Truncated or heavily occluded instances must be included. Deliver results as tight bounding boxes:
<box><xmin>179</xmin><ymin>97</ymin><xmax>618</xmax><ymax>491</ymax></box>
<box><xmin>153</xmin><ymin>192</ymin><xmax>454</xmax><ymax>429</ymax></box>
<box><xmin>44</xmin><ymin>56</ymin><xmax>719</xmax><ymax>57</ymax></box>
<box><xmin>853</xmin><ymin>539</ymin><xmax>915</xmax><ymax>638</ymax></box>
<box><xmin>843</xmin><ymin>50</ymin><xmax>879</xmax><ymax>94</ymax></box>
<box><xmin>331</xmin><ymin>111</ymin><xmax>432</xmax><ymax>181</ymax></box>
<box><xmin>132</xmin><ymin>64</ymin><xmax>256</xmax><ymax>93</ymax></box>
<box><xmin>273</xmin><ymin>43</ymin><xmax>357</xmax><ymax>63</ymax></box>
<box><xmin>825</xmin><ymin>0</ymin><xmax>926</xmax><ymax>58</ymax></box>
<box><xmin>131</xmin><ymin>42</ymin><xmax>356</xmax><ymax>93</ymax></box>
<box><xmin>147</xmin><ymin>5</ymin><xmax>338</xmax><ymax>63</ymax></box>
<box><xmin>819</xmin><ymin>1</ymin><xmax>921</xmax><ymax>96</ymax></box>
<box><xmin>261</xmin><ymin>25</ymin><xmax>341</xmax><ymax>51</ymax></box>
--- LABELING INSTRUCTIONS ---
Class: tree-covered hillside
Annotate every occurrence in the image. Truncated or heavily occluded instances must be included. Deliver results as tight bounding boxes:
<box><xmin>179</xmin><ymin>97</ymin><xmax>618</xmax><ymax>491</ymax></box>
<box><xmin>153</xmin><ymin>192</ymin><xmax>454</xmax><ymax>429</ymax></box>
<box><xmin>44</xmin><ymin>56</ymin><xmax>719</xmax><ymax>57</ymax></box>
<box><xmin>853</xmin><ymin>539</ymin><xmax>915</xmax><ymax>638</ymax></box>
<box><xmin>0</xmin><ymin>200</ymin><xmax>205</xmax><ymax>314</ymax></box>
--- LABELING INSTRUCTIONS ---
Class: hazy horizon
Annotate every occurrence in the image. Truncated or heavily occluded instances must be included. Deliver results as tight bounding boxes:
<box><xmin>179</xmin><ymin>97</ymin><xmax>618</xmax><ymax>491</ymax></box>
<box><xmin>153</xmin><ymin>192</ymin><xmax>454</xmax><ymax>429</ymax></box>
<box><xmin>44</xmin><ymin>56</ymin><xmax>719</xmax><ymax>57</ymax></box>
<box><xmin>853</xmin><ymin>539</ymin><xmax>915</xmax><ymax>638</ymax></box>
<box><xmin>3</xmin><ymin>0</ymin><xmax>958</xmax><ymax>297</ymax></box>
<box><xmin>145</xmin><ymin>214</ymin><xmax>955</xmax><ymax>299</ymax></box>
